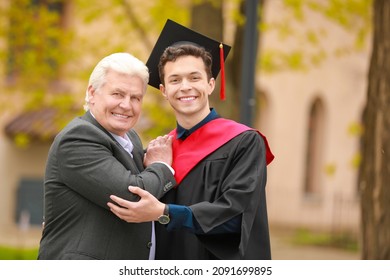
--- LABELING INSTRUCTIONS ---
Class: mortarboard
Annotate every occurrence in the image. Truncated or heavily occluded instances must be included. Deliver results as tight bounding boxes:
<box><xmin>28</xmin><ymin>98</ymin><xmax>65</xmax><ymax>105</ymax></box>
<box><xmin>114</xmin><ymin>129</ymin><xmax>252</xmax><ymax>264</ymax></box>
<box><xmin>146</xmin><ymin>19</ymin><xmax>231</xmax><ymax>100</ymax></box>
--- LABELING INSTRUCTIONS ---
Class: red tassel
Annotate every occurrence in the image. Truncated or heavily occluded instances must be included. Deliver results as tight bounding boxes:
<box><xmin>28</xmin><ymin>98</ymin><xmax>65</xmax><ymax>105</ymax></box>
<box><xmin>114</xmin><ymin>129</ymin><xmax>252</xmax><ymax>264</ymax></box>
<box><xmin>219</xmin><ymin>43</ymin><xmax>225</xmax><ymax>100</ymax></box>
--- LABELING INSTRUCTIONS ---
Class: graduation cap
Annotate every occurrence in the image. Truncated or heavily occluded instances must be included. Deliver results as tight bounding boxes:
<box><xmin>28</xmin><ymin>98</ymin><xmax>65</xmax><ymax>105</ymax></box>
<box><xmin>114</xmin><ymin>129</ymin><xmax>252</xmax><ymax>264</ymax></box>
<box><xmin>146</xmin><ymin>19</ymin><xmax>231</xmax><ymax>100</ymax></box>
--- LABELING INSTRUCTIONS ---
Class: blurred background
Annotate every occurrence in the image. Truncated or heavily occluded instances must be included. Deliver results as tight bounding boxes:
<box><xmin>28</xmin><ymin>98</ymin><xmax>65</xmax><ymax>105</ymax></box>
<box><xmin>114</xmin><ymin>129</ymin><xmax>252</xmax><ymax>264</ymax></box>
<box><xmin>0</xmin><ymin>0</ymin><xmax>388</xmax><ymax>260</ymax></box>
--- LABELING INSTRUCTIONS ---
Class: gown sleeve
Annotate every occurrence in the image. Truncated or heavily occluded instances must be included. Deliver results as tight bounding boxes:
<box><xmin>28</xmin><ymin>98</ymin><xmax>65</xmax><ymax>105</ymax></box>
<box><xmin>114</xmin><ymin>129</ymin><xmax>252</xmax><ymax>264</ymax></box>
<box><xmin>188</xmin><ymin>131</ymin><xmax>268</xmax><ymax>256</ymax></box>
<box><xmin>167</xmin><ymin>204</ymin><xmax>242</xmax><ymax>234</ymax></box>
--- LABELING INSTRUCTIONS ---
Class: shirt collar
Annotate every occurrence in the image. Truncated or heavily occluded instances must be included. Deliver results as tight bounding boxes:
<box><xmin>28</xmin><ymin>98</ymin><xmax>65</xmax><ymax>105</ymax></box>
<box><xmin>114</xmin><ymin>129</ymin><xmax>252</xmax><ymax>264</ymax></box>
<box><xmin>110</xmin><ymin>133</ymin><xmax>134</xmax><ymax>157</ymax></box>
<box><xmin>176</xmin><ymin>108</ymin><xmax>220</xmax><ymax>140</ymax></box>
<box><xmin>90</xmin><ymin>110</ymin><xmax>134</xmax><ymax>156</ymax></box>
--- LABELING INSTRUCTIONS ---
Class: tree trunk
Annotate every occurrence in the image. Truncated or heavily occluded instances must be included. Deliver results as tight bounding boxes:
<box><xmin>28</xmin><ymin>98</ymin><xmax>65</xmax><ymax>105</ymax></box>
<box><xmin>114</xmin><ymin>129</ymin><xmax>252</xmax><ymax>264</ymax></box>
<box><xmin>359</xmin><ymin>0</ymin><xmax>390</xmax><ymax>260</ymax></box>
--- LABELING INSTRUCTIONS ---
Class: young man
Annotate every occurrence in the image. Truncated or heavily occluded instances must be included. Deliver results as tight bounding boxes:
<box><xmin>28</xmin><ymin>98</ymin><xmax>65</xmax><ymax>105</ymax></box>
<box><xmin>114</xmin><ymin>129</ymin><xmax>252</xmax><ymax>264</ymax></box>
<box><xmin>38</xmin><ymin>53</ymin><xmax>175</xmax><ymax>260</ymax></box>
<box><xmin>108</xmin><ymin>20</ymin><xmax>274</xmax><ymax>259</ymax></box>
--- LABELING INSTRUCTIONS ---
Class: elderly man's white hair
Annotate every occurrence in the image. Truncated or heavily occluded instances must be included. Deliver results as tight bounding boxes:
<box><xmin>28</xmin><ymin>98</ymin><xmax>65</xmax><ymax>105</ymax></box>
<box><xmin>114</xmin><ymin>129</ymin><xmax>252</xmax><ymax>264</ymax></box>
<box><xmin>83</xmin><ymin>53</ymin><xmax>149</xmax><ymax>111</ymax></box>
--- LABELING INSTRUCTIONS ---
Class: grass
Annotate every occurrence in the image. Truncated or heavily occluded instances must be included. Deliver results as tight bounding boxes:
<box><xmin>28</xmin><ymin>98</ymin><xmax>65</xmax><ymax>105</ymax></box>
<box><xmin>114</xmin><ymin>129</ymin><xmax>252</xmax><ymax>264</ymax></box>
<box><xmin>291</xmin><ymin>228</ymin><xmax>359</xmax><ymax>252</ymax></box>
<box><xmin>0</xmin><ymin>246</ymin><xmax>39</xmax><ymax>260</ymax></box>
<box><xmin>1</xmin><ymin>228</ymin><xmax>359</xmax><ymax>259</ymax></box>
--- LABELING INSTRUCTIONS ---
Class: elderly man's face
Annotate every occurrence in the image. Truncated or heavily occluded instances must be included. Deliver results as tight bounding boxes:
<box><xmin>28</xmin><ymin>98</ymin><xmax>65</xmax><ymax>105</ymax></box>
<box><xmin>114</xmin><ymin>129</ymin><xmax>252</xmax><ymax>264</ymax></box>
<box><xmin>88</xmin><ymin>69</ymin><xmax>144</xmax><ymax>137</ymax></box>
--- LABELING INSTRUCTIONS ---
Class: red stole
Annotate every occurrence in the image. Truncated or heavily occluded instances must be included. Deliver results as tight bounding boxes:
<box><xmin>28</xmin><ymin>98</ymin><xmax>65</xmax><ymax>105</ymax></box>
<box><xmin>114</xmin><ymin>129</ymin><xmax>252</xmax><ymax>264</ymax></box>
<box><xmin>169</xmin><ymin>118</ymin><xmax>274</xmax><ymax>185</ymax></box>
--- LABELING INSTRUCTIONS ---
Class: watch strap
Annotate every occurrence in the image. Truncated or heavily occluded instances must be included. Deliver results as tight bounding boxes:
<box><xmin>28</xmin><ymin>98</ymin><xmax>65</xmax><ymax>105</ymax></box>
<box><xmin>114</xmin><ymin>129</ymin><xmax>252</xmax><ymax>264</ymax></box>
<box><xmin>163</xmin><ymin>204</ymin><xmax>169</xmax><ymax>216</ymax></box>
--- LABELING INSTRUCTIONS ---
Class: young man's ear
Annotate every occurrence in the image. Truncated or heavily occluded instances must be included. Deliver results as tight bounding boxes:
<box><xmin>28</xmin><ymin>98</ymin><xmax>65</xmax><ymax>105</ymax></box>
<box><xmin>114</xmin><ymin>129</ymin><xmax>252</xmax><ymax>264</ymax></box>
<box><xmin>160</xmin><ymin>84</ymin><xmax>167</xmax><ymax>99</ymax></box>
<box><xmin>208</xmin><ymin>78</ymin><xmax>216</xmax><ymax>95</ymax></box>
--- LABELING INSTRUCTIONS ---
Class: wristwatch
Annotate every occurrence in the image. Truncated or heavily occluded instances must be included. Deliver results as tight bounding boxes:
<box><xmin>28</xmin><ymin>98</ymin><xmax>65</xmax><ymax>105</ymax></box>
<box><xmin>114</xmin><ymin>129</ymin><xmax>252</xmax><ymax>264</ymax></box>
<box><xmin>157</xmin><ymin>204</ymin><xmax>170</xmax><ymax>225</ymax></box>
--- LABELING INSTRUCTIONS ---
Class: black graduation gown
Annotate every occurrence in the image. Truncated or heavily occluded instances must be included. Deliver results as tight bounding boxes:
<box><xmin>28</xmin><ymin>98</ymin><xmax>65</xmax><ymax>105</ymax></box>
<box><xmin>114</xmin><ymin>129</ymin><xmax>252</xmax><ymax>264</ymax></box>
<box><xmin>155</xmin><ymin>130</ymin><xmax>271</xmax><ymax>260</ymax></box>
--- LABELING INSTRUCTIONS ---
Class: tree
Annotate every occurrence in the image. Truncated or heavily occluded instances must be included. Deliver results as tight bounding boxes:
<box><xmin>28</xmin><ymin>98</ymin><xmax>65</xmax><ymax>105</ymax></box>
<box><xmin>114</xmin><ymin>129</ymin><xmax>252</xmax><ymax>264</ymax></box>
<box><xmin>191</xmin><ymin>0</ymin><xmax>242</xmax><ymax>121</ymax></box>
<box><xmin>358</xmin><ymin>0</ymin><xmax>390</xmax><ymax>259</ymax></box>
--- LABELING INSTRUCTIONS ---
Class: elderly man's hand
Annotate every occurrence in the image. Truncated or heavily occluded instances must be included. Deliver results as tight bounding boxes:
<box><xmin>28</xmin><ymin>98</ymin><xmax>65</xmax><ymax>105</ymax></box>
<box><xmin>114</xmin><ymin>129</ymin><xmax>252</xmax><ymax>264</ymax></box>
<box><xmin>143</xmin><ymin>135</ymin><xmax>173</xmax><ymax>167</ymax></box>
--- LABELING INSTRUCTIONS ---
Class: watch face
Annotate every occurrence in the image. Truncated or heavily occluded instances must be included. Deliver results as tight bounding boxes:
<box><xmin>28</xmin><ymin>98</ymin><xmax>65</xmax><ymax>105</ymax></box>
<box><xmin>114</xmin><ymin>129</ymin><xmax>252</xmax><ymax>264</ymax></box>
<box><xmin>158</xmin><ymin>215</ymin><xmax>170</xmax><ymax>225</ymax></box>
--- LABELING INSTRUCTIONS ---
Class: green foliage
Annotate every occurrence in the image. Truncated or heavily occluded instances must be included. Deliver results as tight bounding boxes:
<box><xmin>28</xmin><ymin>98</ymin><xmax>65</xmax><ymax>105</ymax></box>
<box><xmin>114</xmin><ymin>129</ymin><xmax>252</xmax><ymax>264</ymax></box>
<box><xmin>283</xmin><ymin>0</ymin><xmax>306</xmax><ymax>20</ymax></box>
<box><xmin>292</xmin><ymin>228</ymin><xmax>359</xmax><ymax>252</ymax></box>
<box><xmin>310</xmin><ymin>49</ymin><xmax>327</xmax><ymax>66</ymax></box>
<box><xmin>261</xmin><ymin>0</ymin><xmax>372</xmax><ymax>74</ymax></box>
<box><xmin>0</xmin><ymin>246</ymin><xmax>38</xmax><ymax>260</ymax></box>
<box><xmin>6</xmin><ymin>0</ymin><xmax>70</xmax><ymax>81</ymax></box>
<box><xmin>1</xmin><ymin>0</ymin><xmax>76</xmax><ymax>117</ymax></box>
<box><xmin>0</xmin><ymin>0</ymin><xmax>373</xmax><ymax>143</ymax></box>
<box><xmin>261</xmin><ymin>51</ymin><xmax>280</xmax><ymax>73</ymax></box>
<box><xmin>0</xmin><ymin>0</ymin><xmax>183</xmax><ymax>143</ymax></box>
<box><xmin>230</xmin><ymin>0</ymin><xmax>245</xmax><ymax>27</ymax></box>
<box><xmin>149</xmin><ymin>0</ymin><xmax>190</xmax><ymax>27</ymax></box>
<box><xmin>348</xmin><ymin>122</ymin><xmax>364</xmax><ymax>136</ymax></box>
<box><xmin>284</xmin><ymin>51</ymin><xmax>306</xmax><ymax>70</ymax></box>
<box><xmin>309</xmin><ymin>0</ymin><xmax>372</xmax><ymax>49</ymax></box>
<box><xmin>324</xmin><ymin>163</ymin><xmax>337</xmax><ymax>177</ymax></box>
<box><xmin>14</xmin><ymin>133</ymin><xmax>31</xmax><ymax>149</ymax></box>
<box><xmin>347</xmin><ymin>122</ymin><xmax>363</xmax><ymax>169</ymax></box>
<box><xmin>350</xmin><ymin>152</ymin><xmax>362</xmax><ymax>169</ymax></box>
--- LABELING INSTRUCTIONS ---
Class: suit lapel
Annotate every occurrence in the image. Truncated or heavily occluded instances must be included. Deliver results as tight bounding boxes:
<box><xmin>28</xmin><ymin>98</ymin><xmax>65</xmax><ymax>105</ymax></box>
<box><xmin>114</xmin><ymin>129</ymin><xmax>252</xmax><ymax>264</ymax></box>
<box><xmin>128</xmin><ymin>131</ymin><xmax>145</xmax><ymax>171</ymax></box>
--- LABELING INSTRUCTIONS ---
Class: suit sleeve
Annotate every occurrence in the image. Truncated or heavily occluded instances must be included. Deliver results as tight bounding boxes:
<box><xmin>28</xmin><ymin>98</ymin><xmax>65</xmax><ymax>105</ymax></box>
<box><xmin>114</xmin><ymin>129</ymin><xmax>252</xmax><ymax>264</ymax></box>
<box><xmin>53</xmin><ymin>122</ymin><xmax>175</xmax><ymax>209</ymax></box>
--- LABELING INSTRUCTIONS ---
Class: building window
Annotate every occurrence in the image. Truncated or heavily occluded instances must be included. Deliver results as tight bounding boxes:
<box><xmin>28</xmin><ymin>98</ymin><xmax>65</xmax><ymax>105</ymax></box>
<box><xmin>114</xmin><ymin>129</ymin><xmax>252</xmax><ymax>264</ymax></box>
<box><xmin>304</xmin><ymin>98</ymin><xmax>325</xmax><ymax>196</ymax></box>
<box><xmin>15</xmin><ymin>178</ymin><xmax>44</xmax><ymax>227</ymax></box>
<box><xmin>6</xmin><ymin>0</ymin><xmax>65</xmax><ymax>84</ymax></box>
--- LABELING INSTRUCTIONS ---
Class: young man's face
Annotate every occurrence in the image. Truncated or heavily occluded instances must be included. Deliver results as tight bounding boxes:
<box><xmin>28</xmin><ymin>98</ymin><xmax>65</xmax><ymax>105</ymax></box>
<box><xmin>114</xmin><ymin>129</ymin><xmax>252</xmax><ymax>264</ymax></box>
<box><xmin>160</xmin><ymin>55</ymin><xmax>215</xmax><ymax>127</ymax></box>
<box><xmin>88</xmin><ymin>69</ymin><xmax>144</xmax><ymax>137</ymax></box>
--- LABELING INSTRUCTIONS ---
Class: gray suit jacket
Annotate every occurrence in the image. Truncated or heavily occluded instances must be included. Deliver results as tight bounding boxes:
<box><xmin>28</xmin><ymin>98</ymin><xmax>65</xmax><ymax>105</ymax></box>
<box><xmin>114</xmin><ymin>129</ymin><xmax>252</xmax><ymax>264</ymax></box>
<box><xmin>38</xmin><ymin>111</ymin><xmax>175</xmax><ymax>259</ymax></box>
